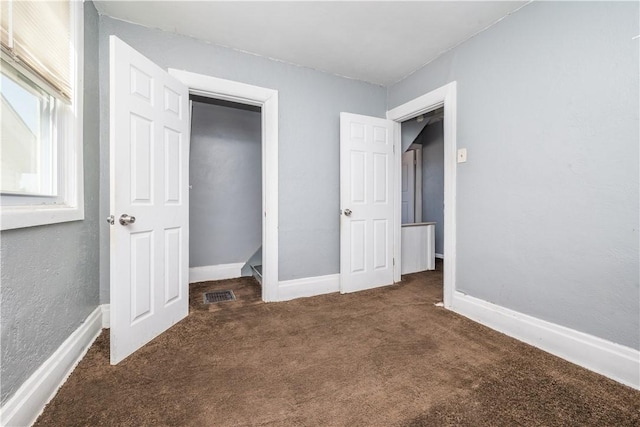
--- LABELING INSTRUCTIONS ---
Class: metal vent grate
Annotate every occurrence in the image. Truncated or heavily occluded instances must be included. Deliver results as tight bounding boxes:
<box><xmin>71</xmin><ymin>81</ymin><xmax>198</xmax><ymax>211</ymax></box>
<box><xmin>203</xmin><ymin>290</ymin><xmax>236</xmax><ymax>304</ymax></box>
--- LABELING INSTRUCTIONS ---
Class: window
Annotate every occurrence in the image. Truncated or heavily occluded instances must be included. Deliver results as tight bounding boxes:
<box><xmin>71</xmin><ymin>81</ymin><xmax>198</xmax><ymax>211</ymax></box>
<box><xmin>0</xmin><ymin>0</ymin><xmax>83</xmax><ymax>230</ymax></box>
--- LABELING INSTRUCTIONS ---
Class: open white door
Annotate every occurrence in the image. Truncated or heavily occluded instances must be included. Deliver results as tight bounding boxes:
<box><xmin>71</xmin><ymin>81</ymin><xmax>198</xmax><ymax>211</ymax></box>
<box><xmin>340</xmin><ymin>113</ymin><xmax>396</xmax><ymax>293</ymax></box>
<box><xmin>414</xmin><ymin>147</ymin><xmax>422</xmax><ymax>223</ymax></box>
<box><xmin>109</xmin><ymin>36</ymin><xmax>189</xmax><ymax>364</ymax></box>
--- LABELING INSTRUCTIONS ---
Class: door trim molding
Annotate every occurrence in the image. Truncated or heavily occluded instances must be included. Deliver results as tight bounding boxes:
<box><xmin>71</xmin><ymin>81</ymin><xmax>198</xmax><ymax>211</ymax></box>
<box><xmin>168</xmin><ymin>70</ymin><xmax>279</xmax><ymax>302</ymax></box>
<box><xmin>387</xmin><ymin>81</ymin><xmax>457</xmax><ymax>307</ymax></box>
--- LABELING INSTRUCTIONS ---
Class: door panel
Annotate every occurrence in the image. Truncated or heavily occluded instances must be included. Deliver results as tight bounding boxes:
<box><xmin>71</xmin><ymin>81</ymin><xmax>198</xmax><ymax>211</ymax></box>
<box><xmin>350</xmin><ymin>151</ymin><xmax>366</xmax><ymax>203</ymax></box>
<box><xmin>373</xmin><ymin>219</ymin><xmax>388</xmax><ymax>270</ymax></box>
<box><xmin>164</xmin><ymin>129</ymin><xmax>182</xmax><ymax>203</ymax></box>
<box><xmin>373</xmin><ymin>152</ymin><xmax>388</xmax><ymax>203</ymax></box>
<box><xmin>340</xmin><ymin>113</ymin><xmax>396</xmax><ymax>293</ymax></box>
<box><xmin>164</xmin><ymin>227</ymin><xmax>182</xmax><ymax>304</ymax></box>
<box><xmin>110</xmin><ymin>36</ymin><xmax>189</xmax><ymax>364</ymax></box>
<box><xmin>350</xmin><ymin>220</ymin><xmax>366</xmax><ymax>273</ymax></box>
<box><xmin>130</xmin><ymin>231</ymin><xmax>152</xmax><ymax>322</ymax></box>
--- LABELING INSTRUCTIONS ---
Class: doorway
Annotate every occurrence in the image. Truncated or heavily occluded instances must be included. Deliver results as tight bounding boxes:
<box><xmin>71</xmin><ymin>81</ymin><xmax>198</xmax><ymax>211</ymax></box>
<box><xmin>399</xmin><ymin>107</ymin><xmax>444</xmax><ymax>276</ymax></box>
<box><xmin>169</xmin><ymin>69</ymin><xmax>279</xmax><ymax>302</ymax></box>
<box><xmin>188</xmin><ymin>96</ymin><xmax>263</xmax><ymax>286</ymax></box>
<box><xmin>387</xmin><ymin>82</ymin><xmax>457</xmax><ymax>308</ymax></box>
<box><xmin>109</xmin><ymin>37</ymin><xmax>280</xmax><ymax>364</ymax></box>
<box><xmin>338</xmin><ymin>83</ymin><xmax>456</xmax><ymax>301</ymax></box>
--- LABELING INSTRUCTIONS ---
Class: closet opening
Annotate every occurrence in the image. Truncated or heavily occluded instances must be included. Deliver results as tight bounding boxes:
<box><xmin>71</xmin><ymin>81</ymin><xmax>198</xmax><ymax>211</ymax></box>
<box><xmin>399</xmin><ymin>107</ymin><xmax>444</xmax><ymax>277</ymax></box>
<box><xmin>188</xmin><ymin>95</ymin><xmax>264</xmax><ymax>289</ymax></box>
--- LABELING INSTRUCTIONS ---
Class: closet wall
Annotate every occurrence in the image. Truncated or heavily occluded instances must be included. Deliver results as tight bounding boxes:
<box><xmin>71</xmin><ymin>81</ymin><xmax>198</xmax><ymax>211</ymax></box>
<box><xmin>189</xmin><ymin>101</ymin><xmax>262</xmax><ymax>269</ymax></box>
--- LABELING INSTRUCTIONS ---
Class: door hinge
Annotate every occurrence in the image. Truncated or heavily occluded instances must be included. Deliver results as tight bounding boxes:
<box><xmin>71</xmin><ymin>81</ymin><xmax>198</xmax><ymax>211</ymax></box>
<box><xmin>393</xmin><ymin>257</ymin><xmax>395</xmax><ymax>266</ymax></box>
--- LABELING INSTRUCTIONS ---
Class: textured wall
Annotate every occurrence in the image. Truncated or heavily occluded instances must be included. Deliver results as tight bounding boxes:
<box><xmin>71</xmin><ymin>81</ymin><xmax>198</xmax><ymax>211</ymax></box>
<box><xmin>189</xmin><ymin>101</ymin><xmax>262</xmax><ymax>268</ymax></box>
<box><xmin>0</xmin><ymin>1</ymin><xmax>101</xmax><ymax>404</ymax></box>
<box><xmin>419</xmin><ymin>123</ymin><xmax>444</xmax><ymax>255</ymax></box>
<box><xmin>98</xmin><ymin>16</ymin><xmax>387</xmax><ymax>302</ymax></box>
<box><xmin>388</xmin><ymin>2</ymin><xmax>640</xmax><ymax>349</ymax></box>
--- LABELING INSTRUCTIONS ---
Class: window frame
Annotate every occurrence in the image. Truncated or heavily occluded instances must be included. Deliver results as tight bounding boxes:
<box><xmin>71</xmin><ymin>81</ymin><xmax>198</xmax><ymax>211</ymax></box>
<box><xmin>1</xmin><ymin>0</ymin><xmax>84</xmax><ymax>230</ymax></box>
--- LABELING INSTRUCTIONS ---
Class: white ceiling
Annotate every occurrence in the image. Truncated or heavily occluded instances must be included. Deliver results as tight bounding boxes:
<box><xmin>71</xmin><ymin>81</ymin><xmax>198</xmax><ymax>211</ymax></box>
<box><xmin>94</xmin><ymin>1</ymin><xmax>528</xmax><ymax>86</ymax></box>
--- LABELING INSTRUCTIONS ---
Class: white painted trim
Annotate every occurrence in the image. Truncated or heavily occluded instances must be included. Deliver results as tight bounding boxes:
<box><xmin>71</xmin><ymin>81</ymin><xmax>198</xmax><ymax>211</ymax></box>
<box><xmin>0</xmin><ymin>306</ymin><xmax>102</xmax><ymax>427</ymax></box>
<box><xmin>101</xmin><ymin>304</ymin><xmax>111</xmax><ymax>328</ymax></box>
<box><xmin>168</xmin><ymin>69</ymin><xmax>279</xmax><ymax>302</ymax></box>
<box><xmin>392</xmin><ymin>121</ymin><xmax>402</xmax><ymax>283</ymax></box>
<box><xmin>277</xmin><ymin>274</ymin><xmax>340</xmax><ymax>301</ymax></box>
<box><xmin>451</xmin><ymin>292</ymin><xmax>640</xmax><ymax>390</ymax></box>
<box><xmin>435</xmin><ymin>253</ymin><xmax>444</xmax><ymax>259</ymax></box>
<box><xmin>387</xmin><ymin>81</ymin><xmax>457</xmax><ymax>308</ymax></box>
<box><xmin>401</xmin><ymin>150</ymin><xmax>416</xmax><ymax>223</ymax></box>
<box><xmin>414</xmin><ymin>147</ymin><xmax>423</xmax><ymax>223</ymax></box>
<box><xmin>0</xmin><ymin>1</ymin><xmax>84</xmax><ymax>231</ymax></box>
<box><xmin>188</xmin><ymin>263</ymin><xmax>244</xmax><ymax>283</ymax></box>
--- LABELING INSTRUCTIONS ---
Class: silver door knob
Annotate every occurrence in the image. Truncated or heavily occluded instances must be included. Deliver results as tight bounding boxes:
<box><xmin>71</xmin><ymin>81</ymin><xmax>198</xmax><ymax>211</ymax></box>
<box><xmin>344</xmin><ymin>209</ymin><xmax>352</xmax><ymax>216</ymax></box>
<box><xmin>119</xmin><ymin>214</ymin><xmax>136</xmax><ymax>226</ymax></box>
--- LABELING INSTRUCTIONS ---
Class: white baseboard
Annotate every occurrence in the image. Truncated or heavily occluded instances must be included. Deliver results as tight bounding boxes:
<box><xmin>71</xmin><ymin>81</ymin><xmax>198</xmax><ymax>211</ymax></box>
<box><xmin>451</xmin><ymin>291</ymin><xmax>640</xmax><ymax>390</ymax></box>
<box><xmin>189</xmin><ymin>263</ymin><xmax>244</xmax><ymax>283</ymax></box>
<box><xmin>101</xmin><ymin>304</ymin><xmax>110</xmax><ymax>328</ymax></box>
<box><xmin>435</xmin><ymin>253</ymin><xmax>444</xmax><ymax>259</ymax></box>
<box><xmin>0</xmin><ymin>306</ymin><xmax>103</xmax><ymax>427</ymax></box>
<box><xmin>277</xmin><ymin>274</ymin><xmax>339</xmax><ymax>301</ymax></box>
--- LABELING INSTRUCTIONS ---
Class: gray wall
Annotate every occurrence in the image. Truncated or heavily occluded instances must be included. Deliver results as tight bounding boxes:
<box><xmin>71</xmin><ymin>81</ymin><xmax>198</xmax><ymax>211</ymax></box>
<box><xmin>98</xmin><ymin>16</ymin><xmax>387</xmax><ymax>302</ymax></box>
<box><xmin>190</xmin><ymin>101</ymin><xmax>262</xmax><ymax>268</ymax></box>
<box><xmin>0</xmin><ymin>1</ymin><xmax>101</xmax><ymax>404</ymax></box>
<box><xmin>401</xmin><ymin>117</ymin><xmax>428</xmax><ymax>153</ymax></box>
<box><xmin>388</xmin><ymin>1</ymin><xmax>639</xmax><ymax>349</ymax></box>
<box><xmin>418</xmin><ymin>122</ymin><xmax>444</xmax><ymax>255</ymax></box>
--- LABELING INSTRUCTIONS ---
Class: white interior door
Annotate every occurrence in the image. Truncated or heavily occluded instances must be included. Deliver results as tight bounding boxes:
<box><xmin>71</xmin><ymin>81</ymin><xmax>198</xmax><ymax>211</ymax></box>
<box><xmin>340</xmin><ymin>113</ymin><xmax>396</xmax><ymax>293</ymax></box>
<box><xmin>401</xmin><ymin>150</ymin><xmax>415</xmax><ymax>223</ymax></box>
<box><xmin>109</xmin><ymin>36</ymin><xmax>189</xmax><ymax>364</ymax></box>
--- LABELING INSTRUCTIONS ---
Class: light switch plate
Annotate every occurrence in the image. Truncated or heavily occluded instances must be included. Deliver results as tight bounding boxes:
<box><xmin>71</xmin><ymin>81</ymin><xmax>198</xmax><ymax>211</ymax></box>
<box><xmin>457</xmin><ymin>148</ymin><xmax>467</xmax><ymax>163</ymax></box>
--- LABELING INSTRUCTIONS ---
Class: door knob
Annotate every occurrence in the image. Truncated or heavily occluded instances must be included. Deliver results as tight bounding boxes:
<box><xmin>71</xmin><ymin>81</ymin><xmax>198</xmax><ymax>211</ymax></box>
<box><xmin>119</xmin><ymin>214</ymin><xmax>136</xmax><ymax>226</ymax></box>
<box><xmin>344</xmin><ymin>209</ymin><xmax>352</xmax><ymax>216</ymax></box>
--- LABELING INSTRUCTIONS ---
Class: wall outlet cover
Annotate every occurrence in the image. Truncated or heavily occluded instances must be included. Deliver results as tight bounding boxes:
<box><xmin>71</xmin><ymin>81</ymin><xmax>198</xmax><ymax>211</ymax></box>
<box><xmin>457</xmin><ymin>148</ymin><xmax>467</xmax><ymax>163</ymax></box>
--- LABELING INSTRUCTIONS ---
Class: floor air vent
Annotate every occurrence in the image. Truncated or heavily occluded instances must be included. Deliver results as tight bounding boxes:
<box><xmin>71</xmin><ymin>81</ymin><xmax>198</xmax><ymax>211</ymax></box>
<box><xmin>203</xmin><ymin>290</ymin><xmax>236</xmax><ymax>304</ymax></box>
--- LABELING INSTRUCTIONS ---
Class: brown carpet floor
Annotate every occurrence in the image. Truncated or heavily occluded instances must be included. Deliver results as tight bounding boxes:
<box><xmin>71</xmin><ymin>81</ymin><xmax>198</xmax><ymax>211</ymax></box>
<box><xmin>36</xmin><ymin>264</ymin><xmax>639</xmax><ymax>426</ymax></box>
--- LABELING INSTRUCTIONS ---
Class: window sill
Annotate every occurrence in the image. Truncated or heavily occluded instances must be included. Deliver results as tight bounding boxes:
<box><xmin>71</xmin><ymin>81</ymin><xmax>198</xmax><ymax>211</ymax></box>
<box><xmin>1</xmin><ymin>204</ymin><xmax>84</xmax><ymax>230</ymax></box>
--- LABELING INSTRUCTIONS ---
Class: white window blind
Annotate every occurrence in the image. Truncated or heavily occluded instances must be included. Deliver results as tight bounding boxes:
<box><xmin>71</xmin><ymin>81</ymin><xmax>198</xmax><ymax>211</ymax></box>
<box><xmin>1</xmin><ymin>0</ymin><xmax>71</xmax><ymax>101</ymax></box>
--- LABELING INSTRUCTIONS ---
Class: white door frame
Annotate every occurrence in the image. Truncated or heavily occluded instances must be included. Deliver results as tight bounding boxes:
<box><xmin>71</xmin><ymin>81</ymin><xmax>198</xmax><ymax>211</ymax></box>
<box><xmin>168</xmin><ymin>69</ymin><xmax>279</xmax><ymax>302</ymax></box>
<box><xmin>387</xmin><ymin>82</ymin><xmax>457</xmax><ymax>308</ymax></box>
